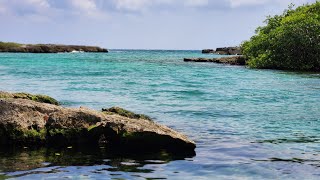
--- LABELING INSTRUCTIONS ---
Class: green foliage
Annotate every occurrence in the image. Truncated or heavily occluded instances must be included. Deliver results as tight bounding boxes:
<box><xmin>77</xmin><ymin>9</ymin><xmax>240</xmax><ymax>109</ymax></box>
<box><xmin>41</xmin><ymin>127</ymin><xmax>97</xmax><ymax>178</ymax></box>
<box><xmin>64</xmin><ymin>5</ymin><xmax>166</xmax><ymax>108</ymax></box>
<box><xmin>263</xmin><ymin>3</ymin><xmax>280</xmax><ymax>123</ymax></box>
<box><xmin>0</xmin><ymin>91</ymin><xmax>13</xmax><ymax>98</ymax></box>
<box><xmin>12</xmin><ymin>92</ymin><xmax>59</xmax><ymax>105</ymax></box>
<box><xmin>87</xmin><ymin>125</ymin><xmax>98</xmax><ymax>131</ymax></box>
<box><xmin>0</xmin><ymin>41</ymin><xmax>21</xmax><ymax>50</ymax></box>
<box><xmin>0</xmin><ymin>92</ymin><xmax>59</xmax><ymax>105</ymax></box>
<box><xmin>102</xmin><ymin>107</ymin><xmax>152</xmax><ymax>121</ymax></box>
<box><xmin>31</xmin><ymin>94</ymin><xmax>60</xmax><ymax>105</ymax></box>
<box><xmin>23</xmin><ymin>129</ymin><xmax>47</xmax><ymax>140</ymax></box>
<box><xmin>0</xmin><ymin>124</ymin><xmax>46</xmax><ymax>144</ymax></box>
<box><xmin>242</xmin><ymin>1</ymin><xmax>320</xmax><ymax>71</ymax></box>
<box><xmin>48</xmin><ymin>128</ymin><xmax>82</xmax><ymax>139</ymax></box>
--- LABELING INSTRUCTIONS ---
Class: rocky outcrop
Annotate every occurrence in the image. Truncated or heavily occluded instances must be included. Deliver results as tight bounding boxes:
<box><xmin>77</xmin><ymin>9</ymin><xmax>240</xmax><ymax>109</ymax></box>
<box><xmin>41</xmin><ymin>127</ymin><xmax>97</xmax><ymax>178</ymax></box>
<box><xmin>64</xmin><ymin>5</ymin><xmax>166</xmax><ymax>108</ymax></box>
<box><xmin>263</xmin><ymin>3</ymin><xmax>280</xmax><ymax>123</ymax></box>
<box><xmin>0</xmin><ymin>91</ymin><xmax>59</xmax><ymax>105</ymax></box>
<box><xmin>0</xmin><ymin>43</ymin><xmax>108</xmax><ymax>53</ymax></box>
<box><xmin>184</xmin><ymin>56</ymin><xmax>246</xmax><ymax>65</ymax></box>
<box><xmin>202</xmin><ymin>47</ymin><xmax>241</xmax><ymax>55</ymax></box>
<box><xmin>202</xmin><ymin>49</ymin><xmax>215</xmax><ymax>54</ymax></box>
<box><xmin>0</xmin><ymin>92</ymin><xmax>195</xmax><ymax>154</ymax></box>
<box><xmin>216</xmin><ymin>47</ymin><xmax>241</xmax><ymax>55</ymax></box>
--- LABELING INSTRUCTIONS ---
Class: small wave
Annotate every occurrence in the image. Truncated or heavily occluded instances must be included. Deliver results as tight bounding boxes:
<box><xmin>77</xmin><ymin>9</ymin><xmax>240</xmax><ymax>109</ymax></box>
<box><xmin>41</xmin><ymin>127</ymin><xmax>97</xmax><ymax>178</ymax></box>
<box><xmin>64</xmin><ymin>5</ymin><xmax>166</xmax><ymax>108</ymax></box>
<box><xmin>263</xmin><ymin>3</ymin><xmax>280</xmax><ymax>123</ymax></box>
<box><xmin>0</xmin><ymin>65</ymin><xmax>8</xmax><ymax>70</ymax></box>
<box><xmin>112</xmin><ymin>51</ymin><xmax>125</xmax><ymax>53</ymax></box>
<box><xmin>256</xmin><ymin>137</ymin><xmax>320</xmax><ymax>144</ymax></box>
<box><xmin>70</xmin><ymin>50</ymin><xmax>84</xmax><ymax>53</ymax></box>
<box><xmin>253</xmin><ymin>157</ymin><xmax>320</xmax><ymax>165</ymax></box>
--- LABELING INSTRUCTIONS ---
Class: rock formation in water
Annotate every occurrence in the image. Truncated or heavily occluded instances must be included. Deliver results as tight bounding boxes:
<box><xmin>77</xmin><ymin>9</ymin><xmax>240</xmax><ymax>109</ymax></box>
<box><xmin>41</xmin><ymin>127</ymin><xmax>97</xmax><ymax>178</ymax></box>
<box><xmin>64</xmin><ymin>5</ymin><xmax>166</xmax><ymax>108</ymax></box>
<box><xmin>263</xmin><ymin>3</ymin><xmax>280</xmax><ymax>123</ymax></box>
<box><xmin>0</xmin><ymin>92</ymin><xmax>195</xmax><ymax>153</ymax></box>
<box><xmin>202</xmin><ymin>47</ymin><xmax>241</xmax><ymax>55</ymax></box>
<box><xmin>184</xmin><ymin>56</ymin><xmax>246</xmax><ymax>65</ymax></box>
<box><xmin>0</xmin><ymin>42</ymin><xmax>108</xmax><ymax>53</ymax></box>
<box><xmin>202</xmin><ymin>49</ymin><xmax>216</xmax><ymax>54</ymax></box>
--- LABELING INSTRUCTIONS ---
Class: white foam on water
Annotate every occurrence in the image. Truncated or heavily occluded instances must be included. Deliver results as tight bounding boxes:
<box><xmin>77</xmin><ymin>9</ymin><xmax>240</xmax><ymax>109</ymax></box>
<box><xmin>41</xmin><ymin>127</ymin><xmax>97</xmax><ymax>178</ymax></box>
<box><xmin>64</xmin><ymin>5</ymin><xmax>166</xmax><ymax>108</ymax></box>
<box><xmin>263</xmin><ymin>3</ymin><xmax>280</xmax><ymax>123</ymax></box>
<box><xmin>70</xmin><ymin>50</ymin><xmax>84</xmax><ymax>53</ymax></box>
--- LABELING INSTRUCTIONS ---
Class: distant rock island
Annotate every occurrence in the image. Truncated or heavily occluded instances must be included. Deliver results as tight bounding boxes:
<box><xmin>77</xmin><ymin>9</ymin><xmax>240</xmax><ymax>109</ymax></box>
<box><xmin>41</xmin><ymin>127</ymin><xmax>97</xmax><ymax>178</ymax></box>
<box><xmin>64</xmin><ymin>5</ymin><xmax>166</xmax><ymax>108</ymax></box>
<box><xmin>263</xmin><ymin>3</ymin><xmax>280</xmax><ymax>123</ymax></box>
<box><xmin>0</xmin><ymin>42</ymin><xmax>108</xmax><ymax>53</ymax></box>
<box><xmin>202</xmin><ymin>47</ymin><xmax>241</xmax><ymax>55</ymax></box>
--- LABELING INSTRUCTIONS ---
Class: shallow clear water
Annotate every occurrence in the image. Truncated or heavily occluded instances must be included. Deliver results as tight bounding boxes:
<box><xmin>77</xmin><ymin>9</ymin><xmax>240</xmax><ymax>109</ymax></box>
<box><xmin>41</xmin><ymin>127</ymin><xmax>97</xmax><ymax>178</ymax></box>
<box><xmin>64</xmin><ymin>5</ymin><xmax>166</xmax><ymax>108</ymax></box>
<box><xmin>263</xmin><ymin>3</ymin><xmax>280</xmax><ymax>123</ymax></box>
<box><xmin>0</xmin><ymin>50</ymin><xmax>320</xmax><ymax>179</ymax></box>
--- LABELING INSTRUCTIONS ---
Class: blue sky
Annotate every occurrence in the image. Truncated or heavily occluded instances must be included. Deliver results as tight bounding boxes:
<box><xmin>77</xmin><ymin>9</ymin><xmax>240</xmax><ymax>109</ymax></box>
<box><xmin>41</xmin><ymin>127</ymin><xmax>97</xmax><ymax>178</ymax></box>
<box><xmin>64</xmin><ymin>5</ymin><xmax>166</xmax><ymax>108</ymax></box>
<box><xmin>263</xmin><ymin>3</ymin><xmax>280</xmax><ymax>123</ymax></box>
<box><xmin>0</xmin><ymin>0</ymin><xmax>316</xmax><ymax>49</ymax></box>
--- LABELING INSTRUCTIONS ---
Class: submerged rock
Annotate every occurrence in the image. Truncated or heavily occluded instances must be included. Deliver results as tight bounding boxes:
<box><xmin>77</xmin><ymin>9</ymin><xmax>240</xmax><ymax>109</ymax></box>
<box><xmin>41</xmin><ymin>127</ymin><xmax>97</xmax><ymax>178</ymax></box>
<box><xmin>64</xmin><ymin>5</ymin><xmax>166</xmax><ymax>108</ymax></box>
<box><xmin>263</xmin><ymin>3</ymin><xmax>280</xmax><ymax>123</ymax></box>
<box><xmin>0</xmin><ymin>95</ymin><xmax>195</xmax><ymax>153</ymax></box>
<box><xmin>184</xmin><ymin>56</ymin><xmax>246</xmax><ymax>65</ymax></box>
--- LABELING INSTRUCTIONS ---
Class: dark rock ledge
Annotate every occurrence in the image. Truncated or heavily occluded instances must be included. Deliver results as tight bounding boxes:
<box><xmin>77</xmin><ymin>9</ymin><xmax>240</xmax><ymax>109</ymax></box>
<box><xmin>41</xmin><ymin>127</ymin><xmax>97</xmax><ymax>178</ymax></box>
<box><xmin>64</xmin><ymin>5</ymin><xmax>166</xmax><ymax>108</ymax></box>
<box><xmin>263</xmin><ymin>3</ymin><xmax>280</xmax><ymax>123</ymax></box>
<box><xmin>184</xmin><ymin>56</ymin><xmax>247</xmax><ymax>66</ymax></box>
<box><xmin>0</xmin><ymin>91</ymin><xmax>195</xmax><ymax>154</ymax></box>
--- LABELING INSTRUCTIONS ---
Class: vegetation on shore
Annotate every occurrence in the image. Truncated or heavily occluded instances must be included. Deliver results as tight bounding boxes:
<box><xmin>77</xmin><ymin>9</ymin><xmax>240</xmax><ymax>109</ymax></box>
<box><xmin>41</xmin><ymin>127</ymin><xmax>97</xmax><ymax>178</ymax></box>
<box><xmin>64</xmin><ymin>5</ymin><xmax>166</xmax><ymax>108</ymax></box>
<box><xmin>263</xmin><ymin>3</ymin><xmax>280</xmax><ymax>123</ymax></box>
<box><xmin>0</xmin><ymin>42</ymin><xmax>22</xmax><ymax>50</ymax></box>
<box><xmin>0</xmin><ymin>42</ymin><xmax>108</xmax><ymax>53</ymax></box>
<box><xmin>242</xmin><ymin>2</ymin><xmax>320</xmax><ymax>71</ymax></box>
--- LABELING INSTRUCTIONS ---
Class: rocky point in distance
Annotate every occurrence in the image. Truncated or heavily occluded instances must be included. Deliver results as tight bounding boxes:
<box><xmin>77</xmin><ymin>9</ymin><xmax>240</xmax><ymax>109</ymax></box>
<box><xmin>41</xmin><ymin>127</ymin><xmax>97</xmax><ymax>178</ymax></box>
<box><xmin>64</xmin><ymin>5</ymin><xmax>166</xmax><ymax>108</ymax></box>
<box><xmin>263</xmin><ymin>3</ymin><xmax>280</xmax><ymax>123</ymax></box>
<box><xmin>202</xmin><ymin>47</ymin><xmax>241</xmax><ymax>55</ymax></box>
<box><xmin>0</xmin><ymin>41</ymin><xmax>108</xmax><ymax>53</ymax></box>
<box><xmin>184</xmin><ymin>46</ymin><xmax>246</xmax><ymax>66</ymax></box>
<box><xmin>0</xmin><ymin>91</ymin><xmax>195</xmax><ymax>155</ymax></box>
<box><xmin>184</xmin><ymin>56</ymin><xmax>246</xmax><ymax>66</ymax></box>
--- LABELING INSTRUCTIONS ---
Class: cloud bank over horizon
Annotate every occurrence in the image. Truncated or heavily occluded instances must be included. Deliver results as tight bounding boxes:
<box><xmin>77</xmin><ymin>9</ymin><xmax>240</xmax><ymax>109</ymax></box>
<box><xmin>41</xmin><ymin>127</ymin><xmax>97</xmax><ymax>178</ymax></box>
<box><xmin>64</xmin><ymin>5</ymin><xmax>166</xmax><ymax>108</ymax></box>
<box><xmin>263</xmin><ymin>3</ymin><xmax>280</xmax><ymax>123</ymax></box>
<box><xmin>0</xmin><ymin>0</ymin><xmax>316</xmax><ymax>49</ymax></box>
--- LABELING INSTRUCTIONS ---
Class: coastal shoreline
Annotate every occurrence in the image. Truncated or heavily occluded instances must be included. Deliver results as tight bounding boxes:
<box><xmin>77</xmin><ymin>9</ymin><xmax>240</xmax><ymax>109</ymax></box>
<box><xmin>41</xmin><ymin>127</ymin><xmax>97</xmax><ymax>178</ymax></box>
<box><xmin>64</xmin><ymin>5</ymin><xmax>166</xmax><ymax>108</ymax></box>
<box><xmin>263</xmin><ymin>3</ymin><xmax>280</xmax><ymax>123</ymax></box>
<box><xmin>0</xmin><ymin>42</ymin><xmax>108</xmax><ymax>53</ymax></box>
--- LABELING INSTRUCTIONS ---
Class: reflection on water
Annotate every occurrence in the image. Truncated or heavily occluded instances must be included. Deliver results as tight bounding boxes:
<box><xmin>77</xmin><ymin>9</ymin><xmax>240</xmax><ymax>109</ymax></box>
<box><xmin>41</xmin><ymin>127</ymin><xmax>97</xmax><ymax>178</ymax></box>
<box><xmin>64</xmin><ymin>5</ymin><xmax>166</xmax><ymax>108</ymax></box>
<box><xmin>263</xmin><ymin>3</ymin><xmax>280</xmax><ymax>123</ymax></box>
<box><xmin>0</xmin><ymin>146</ymin><xmax>195</xmax><ymax>179</ymax></box>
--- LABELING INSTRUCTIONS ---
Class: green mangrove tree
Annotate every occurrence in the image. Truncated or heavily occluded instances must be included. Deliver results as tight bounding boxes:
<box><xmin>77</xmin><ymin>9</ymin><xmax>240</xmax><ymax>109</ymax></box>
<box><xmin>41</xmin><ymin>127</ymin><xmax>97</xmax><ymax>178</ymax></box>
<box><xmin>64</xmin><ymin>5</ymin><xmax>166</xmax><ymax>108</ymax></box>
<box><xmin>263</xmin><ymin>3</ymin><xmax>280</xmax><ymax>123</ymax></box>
<box><xmin>242</xmin><ymin>2</ymin><xmax>320</xmax><ymax>71</ymax></box>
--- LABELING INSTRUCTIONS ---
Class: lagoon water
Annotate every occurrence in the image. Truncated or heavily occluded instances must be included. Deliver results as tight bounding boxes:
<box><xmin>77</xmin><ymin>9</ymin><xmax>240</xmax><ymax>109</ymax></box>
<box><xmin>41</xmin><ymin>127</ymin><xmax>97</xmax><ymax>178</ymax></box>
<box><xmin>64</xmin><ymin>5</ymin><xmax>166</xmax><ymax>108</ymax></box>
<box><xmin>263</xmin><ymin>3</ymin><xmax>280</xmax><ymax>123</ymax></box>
<box><xmin>0</xmin><ymin>50</ymin><xmax>320</xmax><ymax>179</ymax></box>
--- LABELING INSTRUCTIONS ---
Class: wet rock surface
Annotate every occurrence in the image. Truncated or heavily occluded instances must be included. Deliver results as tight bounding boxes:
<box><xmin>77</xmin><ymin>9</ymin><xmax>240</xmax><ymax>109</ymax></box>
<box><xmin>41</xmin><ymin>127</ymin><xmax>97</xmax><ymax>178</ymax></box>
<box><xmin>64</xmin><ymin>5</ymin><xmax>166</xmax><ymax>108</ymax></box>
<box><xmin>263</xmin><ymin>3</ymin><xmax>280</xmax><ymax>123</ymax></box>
<box><xmin>0</xmin><ymin>93</ymin><xmax>195</xmax><ymax>154</ymax></box>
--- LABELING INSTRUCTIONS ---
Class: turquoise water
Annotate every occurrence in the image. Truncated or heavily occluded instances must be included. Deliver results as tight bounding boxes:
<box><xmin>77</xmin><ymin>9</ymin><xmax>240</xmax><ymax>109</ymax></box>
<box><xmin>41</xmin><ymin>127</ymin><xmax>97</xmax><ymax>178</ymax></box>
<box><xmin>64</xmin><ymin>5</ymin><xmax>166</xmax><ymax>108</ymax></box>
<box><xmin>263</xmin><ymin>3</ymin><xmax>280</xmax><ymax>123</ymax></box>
<box><xmin>0</xmin><ymin>50</ymin><xmax>320</xmax><ymax>179</ymax></box>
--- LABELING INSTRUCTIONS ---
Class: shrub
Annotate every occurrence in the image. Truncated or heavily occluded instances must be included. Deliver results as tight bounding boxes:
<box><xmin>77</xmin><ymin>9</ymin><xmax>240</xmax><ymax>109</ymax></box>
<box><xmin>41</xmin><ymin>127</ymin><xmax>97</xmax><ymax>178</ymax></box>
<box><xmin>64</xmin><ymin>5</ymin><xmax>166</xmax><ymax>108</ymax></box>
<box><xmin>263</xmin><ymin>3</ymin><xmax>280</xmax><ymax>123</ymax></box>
<box><xmin>242</xmin><ymin>2</ymin><xmax>320</xmax><ymax>71</ymax></box>
<box><xmin>0</xmin><ymin>42</ymin><xmax>21</xmax><ymax>49</ymax></box>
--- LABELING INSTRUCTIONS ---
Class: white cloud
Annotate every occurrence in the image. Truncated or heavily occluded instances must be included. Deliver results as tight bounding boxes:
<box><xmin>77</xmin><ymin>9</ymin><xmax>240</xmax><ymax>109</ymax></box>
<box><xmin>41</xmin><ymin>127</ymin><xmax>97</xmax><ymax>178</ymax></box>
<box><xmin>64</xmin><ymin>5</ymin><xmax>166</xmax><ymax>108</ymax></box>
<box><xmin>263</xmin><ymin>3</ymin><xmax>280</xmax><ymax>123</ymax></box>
<box><xmin>0</xmin><ymin>3</ymin><xmax>7</xmax><ymax>14</ymax></box>
<box><xmin>113</xmin><ymin>0</ymin><xmax>209</xmax><ymax>11</ymax></box>
<box><xmin>0</xmin><ymin>0</ymin><xmax>50</xmax><ymax>14</ymax></box>
<box><xmin>12</xmin><ymin>0</ymin><xmax>50</xmax><ymax>12</ymax></box>
<box><xmin>185</xmin><ymin>0</ymin><xmax>208</xmax><ymax>7</ymax></box>
<box><xmin>0</xmin><ymin>0</ymin><xmax>108</xmax><ymax>20</ymax></box>
<box><xmin>0</xmin><ymin>0</ymin><xmax>315</xmax><ymax>21</ymax></box>
<box><xmin>115</xmin><ymin>0</ymin><xmax>150</xmax><ymax>11</ymax></box>
<box><xmin>70</xmin><ymin>0</ymin><xmax>97</xmax><ymax>12</ymax></box>
<box><xmin>0</xmin><ymin>0</ymin><xmax>52</xmax><ymax>22</ymax></box>
<box><xmin>228</xmin><ymin>0</ymin><xmax>267</xmax><ymax>7</ymax></box>
<box><xmin>69</xmin><ymin>0</ymin><xmax>108</xmax><ymax>19</ymax></box>
<box><xmin>228</xmin><ymin>0</ymin><xmax>312</xmax><ymax>8</ymax></box>
<box><xmin>24</xmin><ymin>0</ymin><xmax>50</xmax><ymax>8</ymax></box>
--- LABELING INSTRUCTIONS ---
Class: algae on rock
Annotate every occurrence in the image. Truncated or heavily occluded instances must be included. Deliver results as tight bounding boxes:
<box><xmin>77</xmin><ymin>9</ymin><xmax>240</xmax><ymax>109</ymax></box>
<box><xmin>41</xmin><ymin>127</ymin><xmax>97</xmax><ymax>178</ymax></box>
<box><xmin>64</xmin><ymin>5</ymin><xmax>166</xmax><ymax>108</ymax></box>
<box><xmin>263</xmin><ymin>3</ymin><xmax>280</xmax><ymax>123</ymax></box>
<box><xmin>0</xmin><ymin>94</ymin><xmax>196</xmax><ymax>154</ymax></box>
<box><xmin>0</xmin><ymin>91</ymin><xmax>59</xmax><ymax>105</ymax></box>
<box><xmin>102</xmin><ymin>107</ymin><xmax>152</xmax><ymax>121</ymax></box>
